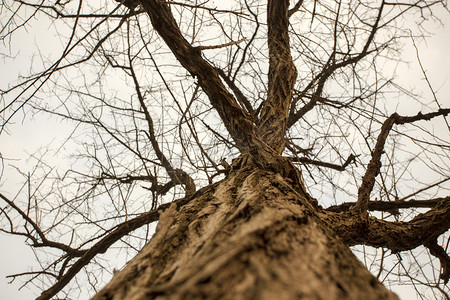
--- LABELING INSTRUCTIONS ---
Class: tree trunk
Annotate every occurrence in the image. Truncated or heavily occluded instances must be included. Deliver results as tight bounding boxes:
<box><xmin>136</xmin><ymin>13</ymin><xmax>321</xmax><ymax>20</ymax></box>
<box><xmin>92</xmin><ymin>167</ymin><xmax>398</xmax><ymax>300</ymax></box>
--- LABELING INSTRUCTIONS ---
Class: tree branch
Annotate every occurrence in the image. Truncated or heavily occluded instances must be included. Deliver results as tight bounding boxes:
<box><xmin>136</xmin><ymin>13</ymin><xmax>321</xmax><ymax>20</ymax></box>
<box><xmin>0</xmin><ymin>193</ymin><xmax>84</xmax><ymax>256</ymax></box>
<box><xmin>36</xmin><ymin>182</ymin><xmax>217</xmax><ymax>300</ymax></box>
<box><xmin>292</xmin><ymin>154</ymin><xmax>356</xmax><ymax>171</ymax></box>
<box><xmin>256</xmin><ymin>0</ymin><xmax>297</xmax><ymax>153</ymax></box>
<box><xmin>138</xmin><ymin>0</ymin><xmax>256</xmax><ymax>152</ymax></box>
<box><xmin>195</xmin><ymin>37</ymin><xmax>246</xmax><ymax>51</ymax></box>
<box><xmin>288</xmin><ymin>1</ymin><xmax>385</xmax><ymax>128</ymax></box>
<box><xmin>216</xmin><ymin>67</ymin><xmax>254</xmax><ymax>116</ymax></box>
<box><xmin>327</xmin><ymin>197</ymin><xmax>448</xmax><ymax>213</ymax></box>
<box><xmin>288</xmin><ymin>0</ymin><xmax>305</xmax><ymax>17</ymax></box>
<box><xmin>129</xmin><ymin>51</ymin><xmax>195</xmax><ymax>197</ymax></box>
<box><xmin>354</xmin><ymin>109</ymin><xmax>450</xmax><ymax>213</ymax></box>
<box><xmin>424</xmin><ymin>239</ymin><xmax>450</xmax><ymax>284</ymax></box>
<box><xmin>326</xmin><ymin>196</ymin><xmax>450</xmax><ymax>253</ymax></box>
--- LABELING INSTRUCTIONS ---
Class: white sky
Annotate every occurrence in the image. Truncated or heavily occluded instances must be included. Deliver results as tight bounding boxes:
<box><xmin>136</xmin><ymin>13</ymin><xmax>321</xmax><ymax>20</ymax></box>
<box><xmin>0</xmin><ymin>4</ymin><xmax>449</xmax><ymax>300</ymax></box>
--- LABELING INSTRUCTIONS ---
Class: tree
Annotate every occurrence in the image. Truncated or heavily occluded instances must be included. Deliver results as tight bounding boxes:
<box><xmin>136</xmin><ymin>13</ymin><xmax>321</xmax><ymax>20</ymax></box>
<box><xmin>1</xmin><ymin>0</ymin><xmax>449</xmax><ymax>299</ymax></box>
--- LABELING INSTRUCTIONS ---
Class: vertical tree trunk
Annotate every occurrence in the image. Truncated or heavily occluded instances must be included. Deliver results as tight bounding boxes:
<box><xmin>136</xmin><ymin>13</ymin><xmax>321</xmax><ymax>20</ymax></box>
<box><xmin>92</xmin><ymin>168</ymin><xmax>398</xmax><ymax>300</ymax></box>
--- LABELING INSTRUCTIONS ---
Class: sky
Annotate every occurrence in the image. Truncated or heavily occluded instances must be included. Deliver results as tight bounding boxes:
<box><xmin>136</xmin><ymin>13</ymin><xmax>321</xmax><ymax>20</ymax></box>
<box><xmin>0</xmin><ymin>3</ymin><xmax>449</xmax><ymax>300</ymax></box>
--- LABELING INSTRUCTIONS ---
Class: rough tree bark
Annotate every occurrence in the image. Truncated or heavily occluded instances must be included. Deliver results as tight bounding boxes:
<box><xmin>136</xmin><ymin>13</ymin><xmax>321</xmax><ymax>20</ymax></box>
<box><xmin>92</xmin><ymin>157</ymin><xmax>398</xmax><ymax>300</ymax></box>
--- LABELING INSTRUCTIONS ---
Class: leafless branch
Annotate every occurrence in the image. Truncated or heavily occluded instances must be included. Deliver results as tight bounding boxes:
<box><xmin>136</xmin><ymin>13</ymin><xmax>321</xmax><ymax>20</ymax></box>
<box><xmin>354</xmin><ymin>109</ymin><xmax>450</xmax><ymax>213</ymax></box>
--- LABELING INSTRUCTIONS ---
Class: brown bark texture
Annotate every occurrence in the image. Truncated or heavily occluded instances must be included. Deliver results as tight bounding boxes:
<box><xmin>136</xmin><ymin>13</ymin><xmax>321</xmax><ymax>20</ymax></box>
<box><xmin>93</xmin><ymin>167</ymin><xmax>398</xmax><ymax>300</ymax></box>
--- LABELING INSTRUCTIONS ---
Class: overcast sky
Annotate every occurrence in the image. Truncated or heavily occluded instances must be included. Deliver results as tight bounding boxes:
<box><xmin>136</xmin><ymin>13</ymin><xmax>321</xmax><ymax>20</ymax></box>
<box><xmin>1</xmin><ymin>5</ymin><xmax>449</xmax><ymax>300</ymax></box>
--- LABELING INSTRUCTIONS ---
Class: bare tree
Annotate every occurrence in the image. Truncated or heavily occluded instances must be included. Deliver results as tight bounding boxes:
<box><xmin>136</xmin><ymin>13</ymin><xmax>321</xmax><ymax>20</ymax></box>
<box><xmin>1</xmin><ymin>0</ymin><xmax>449</xmax><ymax>299</ymax></box>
